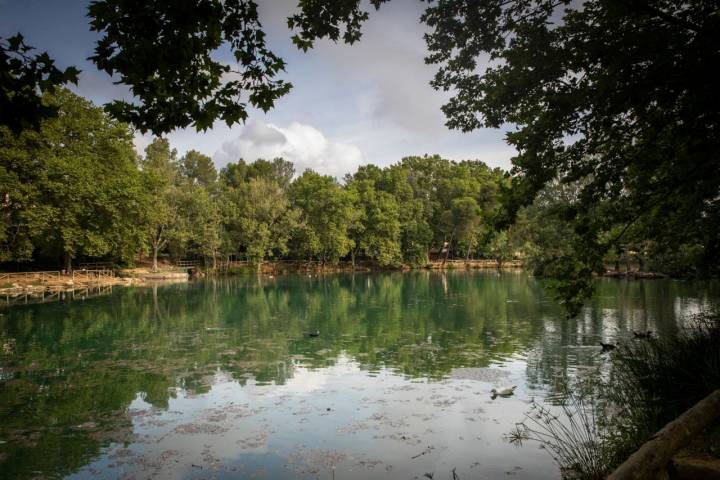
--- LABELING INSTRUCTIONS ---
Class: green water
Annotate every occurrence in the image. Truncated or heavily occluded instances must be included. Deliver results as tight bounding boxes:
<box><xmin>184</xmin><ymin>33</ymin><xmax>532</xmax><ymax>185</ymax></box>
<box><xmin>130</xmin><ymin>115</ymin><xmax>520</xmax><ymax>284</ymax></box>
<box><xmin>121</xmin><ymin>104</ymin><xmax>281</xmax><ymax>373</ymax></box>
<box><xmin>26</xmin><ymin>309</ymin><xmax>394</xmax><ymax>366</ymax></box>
<box><xmin>0</xmin><ymin>271</ymin><xmax>717</xmax><ymax>479</ymax></box>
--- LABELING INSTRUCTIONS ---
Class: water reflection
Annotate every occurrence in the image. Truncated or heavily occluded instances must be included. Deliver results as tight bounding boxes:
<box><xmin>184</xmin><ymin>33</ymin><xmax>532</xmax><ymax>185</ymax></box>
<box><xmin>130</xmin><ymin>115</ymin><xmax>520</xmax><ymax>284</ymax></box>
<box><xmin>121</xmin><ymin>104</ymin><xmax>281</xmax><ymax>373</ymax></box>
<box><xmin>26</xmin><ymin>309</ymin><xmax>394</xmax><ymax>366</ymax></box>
<box><xmin>0</xmin><ymin>272</ymin><xmax>716</xmax><ymax>479</ymax></box>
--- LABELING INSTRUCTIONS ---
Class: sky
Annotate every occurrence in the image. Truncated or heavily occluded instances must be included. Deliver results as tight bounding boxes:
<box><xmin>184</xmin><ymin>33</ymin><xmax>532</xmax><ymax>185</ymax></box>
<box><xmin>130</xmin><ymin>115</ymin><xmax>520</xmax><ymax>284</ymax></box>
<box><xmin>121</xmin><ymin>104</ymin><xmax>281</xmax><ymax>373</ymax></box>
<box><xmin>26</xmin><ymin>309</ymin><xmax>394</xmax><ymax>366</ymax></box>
<box><xmin>1</xmin><ymin>0</ymin><xmax>517</xmax><ymax>178</ymax></box>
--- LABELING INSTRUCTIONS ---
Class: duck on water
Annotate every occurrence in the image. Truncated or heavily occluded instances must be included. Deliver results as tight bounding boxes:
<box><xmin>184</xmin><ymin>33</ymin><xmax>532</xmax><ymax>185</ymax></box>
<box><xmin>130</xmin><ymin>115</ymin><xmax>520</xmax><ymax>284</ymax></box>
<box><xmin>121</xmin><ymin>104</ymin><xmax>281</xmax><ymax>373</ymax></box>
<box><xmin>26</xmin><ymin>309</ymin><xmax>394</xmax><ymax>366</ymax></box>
<box><xmin>491</xmin><ymin>386</ymin><xmax>517</xmax><ymax>399</ymax></box>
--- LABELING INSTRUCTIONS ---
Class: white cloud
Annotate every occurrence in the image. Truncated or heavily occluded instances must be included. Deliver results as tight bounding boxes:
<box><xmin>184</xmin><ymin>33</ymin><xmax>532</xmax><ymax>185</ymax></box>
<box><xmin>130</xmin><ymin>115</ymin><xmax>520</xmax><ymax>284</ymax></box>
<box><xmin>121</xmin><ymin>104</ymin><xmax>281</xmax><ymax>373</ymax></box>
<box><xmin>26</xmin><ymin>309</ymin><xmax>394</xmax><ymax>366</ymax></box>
<box><xmin>214</xmin><ymin>120</ymin><xmax>364</xmax><ymax>179</ymax></box>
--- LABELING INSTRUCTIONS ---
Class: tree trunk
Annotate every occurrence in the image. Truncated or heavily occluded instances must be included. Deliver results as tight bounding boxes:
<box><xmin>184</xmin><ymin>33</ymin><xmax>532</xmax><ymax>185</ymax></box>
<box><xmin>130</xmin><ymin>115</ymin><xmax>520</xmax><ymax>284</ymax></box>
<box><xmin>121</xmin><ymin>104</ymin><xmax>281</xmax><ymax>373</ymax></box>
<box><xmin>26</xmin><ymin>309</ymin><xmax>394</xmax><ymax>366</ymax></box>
<box><xmin>64</xmin><ymin>252</ymin><xmax>72</xmax><ymax>273</ymax></box>
<box><xmin>466</xmin><ymin>244</ymin><xmax>471</xmax><ymax>261</ymax></box>
<box><xmin>152</xmin><ymin>284</ymin><xmax>160</xmax><ymax>320</ymax></box>
<box><xmin>442</xmin><ymin>235</ymin><xmax>453</xmax><ymax>266</ymax></box>
<box><xmin>152</xmin><ymin>244</ymin><xmax>159</xmax><ymax>272</ymax></box>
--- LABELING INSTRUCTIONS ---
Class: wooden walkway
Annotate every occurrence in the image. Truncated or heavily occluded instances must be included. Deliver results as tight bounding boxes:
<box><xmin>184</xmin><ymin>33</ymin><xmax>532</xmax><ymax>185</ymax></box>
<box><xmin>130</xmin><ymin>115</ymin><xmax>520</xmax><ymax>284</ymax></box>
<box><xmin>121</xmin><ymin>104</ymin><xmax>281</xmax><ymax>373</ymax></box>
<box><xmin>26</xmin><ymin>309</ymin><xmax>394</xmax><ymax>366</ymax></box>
<box><xmin>0</xmin><ymin>269</ymin><xmax>113</xmax><ymax>282</ymax></box>
<box><xmin>1</xmin><ymin>284</ymin><xmax>115</xmax><ymax>307</ymax></box>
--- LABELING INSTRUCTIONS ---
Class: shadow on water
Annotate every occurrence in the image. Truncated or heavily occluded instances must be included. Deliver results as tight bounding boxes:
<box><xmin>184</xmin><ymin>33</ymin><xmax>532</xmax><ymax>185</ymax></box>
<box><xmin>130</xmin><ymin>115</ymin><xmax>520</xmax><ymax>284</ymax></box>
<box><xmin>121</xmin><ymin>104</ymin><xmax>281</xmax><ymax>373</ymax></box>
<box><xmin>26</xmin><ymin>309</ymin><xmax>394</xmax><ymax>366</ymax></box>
<box><xmin>0</xmin><ymin>271</ymin><xmax>717</xmax><ymax>479</ymax></box>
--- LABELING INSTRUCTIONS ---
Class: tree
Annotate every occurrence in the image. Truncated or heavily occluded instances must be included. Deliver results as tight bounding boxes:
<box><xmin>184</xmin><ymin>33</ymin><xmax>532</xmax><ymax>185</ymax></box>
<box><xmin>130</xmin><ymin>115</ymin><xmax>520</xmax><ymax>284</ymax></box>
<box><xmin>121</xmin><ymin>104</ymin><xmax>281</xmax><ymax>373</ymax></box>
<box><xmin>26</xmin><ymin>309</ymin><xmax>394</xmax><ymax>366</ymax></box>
<box><xmin>289</xmin><ymin>170</ymin><xmax>354</xmax><ymax>265</ymax></box>
<box><xmin>0</xmin><ymin>35</ymin><xmax>79</xmax><ymax>134</ymax></box>
<box><xmin>0</xmin><ymin>154</ymin><xmax>37</xmax><ymax>262</ymax></box>
<box><xmin>175</xmin><ymin>184</ymin><xmax>224</xmax><ymax>268</ymax></box>
<box><xmin>379</xmin><ymin>163</ymin><xmax>433</xmax><ymax>265</ymax></box>
<box><xmin>141</xmin><ymin>138</ymin><xmax>185</xmax><ymax>271</ymax></box>
<box><xmin>220</xmin><ymin>157</ymin><xmax>295</xmax><ymax>190</ymax></box>
<box><xmin>180</xmin><ymin>150</ymin><xmax>217</xmax><ymax>187</ymax></box>
<box><xmin>246</xmin><ymin>158</ymin><xmax>295</xmax><ymax>189</ymax></box>
<box><xmin>347</xmin><ymin>179</ymin><xmax>402</xmax><ymax>267</ymax></box>
<box><xmin>0</xmin><ymin>89</ymin><xmax>146</xmax><ymax>269</ymax></box>
<box><xmin>433</xmin><ymin>0</ymin><xmax>720</xmax><ymax>289</ymax></box>
<box><xmin>485</xmin><ymin>230</ymin><xmax>514</xmax><ymax>269</ymax></box>
<box><xmin>224</xmin><ymin>178</ymin><xmax>298</xmax><ymax>267</ymax></box>
<box><xmin>87</xmin><ymin>0</ymin><xmax>292</xmax><ymax>133</ymax></box>
<box><xmin>448</xmin><ymin>197</ymin><xmax>483</xmax><ymax>261</ymax></box>
<box><xmin>508</xmin><ymin>180</ymin><xmax>599</xmax><ymax>313</ymax></box>
<box><xmin>509</xmin><ymin>180</ymin><xmax>583</xmax><ymax>276</ymax></box>
<box><xmin>10</xmin><ymin>0</ymin><xmax>402</xmax><ymax>135</ymax></box>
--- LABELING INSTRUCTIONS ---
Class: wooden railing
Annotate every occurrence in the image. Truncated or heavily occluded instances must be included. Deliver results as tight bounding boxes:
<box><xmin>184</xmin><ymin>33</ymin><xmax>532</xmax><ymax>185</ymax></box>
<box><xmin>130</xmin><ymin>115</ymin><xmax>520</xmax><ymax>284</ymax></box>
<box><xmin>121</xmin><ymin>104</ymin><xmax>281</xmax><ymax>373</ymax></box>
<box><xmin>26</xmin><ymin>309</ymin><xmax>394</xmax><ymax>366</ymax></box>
<box><xmin>73</xmin><ymin>269</ymin><xmax>114</xmax><ymax>280</ymax></box>
<box><xmin>0</xmin><ymin>271</ymin><xmax>62</xmax><ymax>283</ymax></box>
<box><xmin>176</xmin><ymin>260</ymin><xmax>201</xmax><ymax>268</ymax></box>
<box><xmin>226</xmin><ymin>260</ymin><xmax>250</xmax><ymax>268</ymax></box>
<box><xmin>440</xmin><ymin>258</ymin><xmax>522</xmax><ymax>265</ymax></box>
<box><xmin>0</xmin><ymin>269</ymin><xmax>113</xmax><ymax>286</ymax></box>
<box><xmin>78</xmin><ymin>262</ymin><xmax>113</xmax><ymax>270</ymax></box>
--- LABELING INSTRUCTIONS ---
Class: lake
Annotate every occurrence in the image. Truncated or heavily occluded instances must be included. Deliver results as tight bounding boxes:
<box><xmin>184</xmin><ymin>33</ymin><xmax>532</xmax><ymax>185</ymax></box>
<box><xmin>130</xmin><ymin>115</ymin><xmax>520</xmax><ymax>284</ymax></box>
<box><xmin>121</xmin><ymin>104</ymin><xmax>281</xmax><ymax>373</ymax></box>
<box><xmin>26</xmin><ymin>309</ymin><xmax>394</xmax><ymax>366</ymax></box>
<box><xmin>0</xmin><ymin>271</ymin><xmax>717</xmax><ymax>479</ymax></box>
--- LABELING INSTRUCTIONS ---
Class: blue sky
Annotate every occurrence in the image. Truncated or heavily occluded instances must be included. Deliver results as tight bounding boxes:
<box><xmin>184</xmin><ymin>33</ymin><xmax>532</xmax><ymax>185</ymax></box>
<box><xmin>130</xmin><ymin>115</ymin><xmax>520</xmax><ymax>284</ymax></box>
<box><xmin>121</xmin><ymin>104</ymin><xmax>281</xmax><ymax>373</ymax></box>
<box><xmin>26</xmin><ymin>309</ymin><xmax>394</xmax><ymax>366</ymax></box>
<box><xmin>1</xmin><ymin>0</ymin><xmax>516</xmax><ymax>177</ymax></box>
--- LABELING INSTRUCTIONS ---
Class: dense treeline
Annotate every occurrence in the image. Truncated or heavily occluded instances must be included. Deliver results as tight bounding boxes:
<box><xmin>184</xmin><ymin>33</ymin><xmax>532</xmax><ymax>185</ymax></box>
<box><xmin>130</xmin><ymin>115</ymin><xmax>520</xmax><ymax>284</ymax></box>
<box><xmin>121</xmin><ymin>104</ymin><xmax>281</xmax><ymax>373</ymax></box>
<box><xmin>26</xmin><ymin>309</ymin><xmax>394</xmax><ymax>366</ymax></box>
<box><xmin>0</xmin><ymin>90</ymin><xmax>511</xmax><ymax>270</ymax></box>
<box><xmin>0</xmin><ymin>90</ymin><xmax>711</xmax><ymax>281</ymax></box>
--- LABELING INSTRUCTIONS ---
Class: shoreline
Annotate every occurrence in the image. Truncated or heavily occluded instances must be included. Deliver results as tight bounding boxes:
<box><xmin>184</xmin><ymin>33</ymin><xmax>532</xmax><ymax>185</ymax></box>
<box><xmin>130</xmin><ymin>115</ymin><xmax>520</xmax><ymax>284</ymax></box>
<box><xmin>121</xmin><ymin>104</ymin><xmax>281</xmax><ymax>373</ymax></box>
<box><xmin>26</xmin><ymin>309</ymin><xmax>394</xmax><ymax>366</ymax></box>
<box><xmin>0</xmin><ymin>261</ymin><xmax>520</xmax><ymax>301</ymax></box>
<box><xmin>240</xmin><ymin>259</ymin><xmax>523</xmax><ymax>275</ymax></box>
<box><xmin>1</xmin><ymin>261</ymin><xmax>673</xmax><ymax>307</ymax></box>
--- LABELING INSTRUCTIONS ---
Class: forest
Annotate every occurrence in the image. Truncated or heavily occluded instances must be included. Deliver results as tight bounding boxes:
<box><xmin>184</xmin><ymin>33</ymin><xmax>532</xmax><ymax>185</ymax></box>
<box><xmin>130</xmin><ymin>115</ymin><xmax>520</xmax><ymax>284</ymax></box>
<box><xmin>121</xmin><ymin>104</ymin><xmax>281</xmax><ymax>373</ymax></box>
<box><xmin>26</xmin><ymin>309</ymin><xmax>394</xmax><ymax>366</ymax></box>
<box><xmin>0</xmin><ymin>88</ymin><xmax>710</xmax><ymax>285</ymax></box>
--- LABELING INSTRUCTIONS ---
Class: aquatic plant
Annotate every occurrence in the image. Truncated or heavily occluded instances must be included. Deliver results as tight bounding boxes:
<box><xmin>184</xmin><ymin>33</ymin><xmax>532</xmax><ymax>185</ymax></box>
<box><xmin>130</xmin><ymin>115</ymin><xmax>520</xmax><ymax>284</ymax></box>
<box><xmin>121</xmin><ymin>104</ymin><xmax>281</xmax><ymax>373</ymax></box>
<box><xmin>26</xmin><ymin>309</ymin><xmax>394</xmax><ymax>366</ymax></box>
<box><xmin>509</xmin><ymin>309</ymin><xmax>720</xmax><ymax>479</ymax></box>
<box><xmin>610</xmin><ymin>311</ymin><xmax>720</xmax><ymax>423</ymax></box>
<box><xmin>601</xmin><ymin>310</ymin><xmax>720</xmax><ymax>461</ymax></box>
<box><xmin>508</xmin><ymin>383</ymin><xmax>620</xmax><ymax>480</ymax></box>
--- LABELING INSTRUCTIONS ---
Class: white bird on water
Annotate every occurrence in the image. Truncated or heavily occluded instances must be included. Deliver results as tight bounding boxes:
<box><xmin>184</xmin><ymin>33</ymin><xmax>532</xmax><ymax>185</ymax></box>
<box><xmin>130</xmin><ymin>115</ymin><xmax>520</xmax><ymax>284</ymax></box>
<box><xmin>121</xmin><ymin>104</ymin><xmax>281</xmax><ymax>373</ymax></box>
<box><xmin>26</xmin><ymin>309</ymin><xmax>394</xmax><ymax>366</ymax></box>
<box><xmin>490</xmin><ymin>386</ymin><xmax>517</xmax><ymax>398</ymax></box>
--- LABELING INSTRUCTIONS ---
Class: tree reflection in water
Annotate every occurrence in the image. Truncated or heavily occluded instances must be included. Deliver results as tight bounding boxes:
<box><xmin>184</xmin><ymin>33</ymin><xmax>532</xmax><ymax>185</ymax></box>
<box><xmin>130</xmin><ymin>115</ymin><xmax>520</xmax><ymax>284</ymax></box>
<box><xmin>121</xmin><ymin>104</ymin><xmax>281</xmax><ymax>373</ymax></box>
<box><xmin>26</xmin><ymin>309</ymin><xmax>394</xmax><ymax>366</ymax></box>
<box><xmin>0</xmin><ymin>272</ymin><xmax>716</xmax><ymax>479</ymax></box>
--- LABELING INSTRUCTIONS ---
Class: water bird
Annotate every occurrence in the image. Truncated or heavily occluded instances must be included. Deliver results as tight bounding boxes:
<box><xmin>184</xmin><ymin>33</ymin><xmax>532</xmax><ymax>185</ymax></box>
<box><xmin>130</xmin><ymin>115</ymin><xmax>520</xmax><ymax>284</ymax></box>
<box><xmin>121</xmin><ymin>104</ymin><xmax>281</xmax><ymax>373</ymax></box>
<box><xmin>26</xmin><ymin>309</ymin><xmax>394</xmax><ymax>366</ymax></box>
<box><xmin>306</xmin><ymin>330</ymin><xmax>320</xmax><ymax>338</ymax></box>
<box><xmin>490</xmin><ymin>385</ymin><xmax>517</xmax><ymax>398</ymax></box>
<box><xmin>599</xmin><ymin>342</ymin><xmax>616</xmax><ymax>352</ymax></box>
<box><xmin>633</xmin><ymin>330</ymin><xmax>653</xmax><ymax>339</ymax></box>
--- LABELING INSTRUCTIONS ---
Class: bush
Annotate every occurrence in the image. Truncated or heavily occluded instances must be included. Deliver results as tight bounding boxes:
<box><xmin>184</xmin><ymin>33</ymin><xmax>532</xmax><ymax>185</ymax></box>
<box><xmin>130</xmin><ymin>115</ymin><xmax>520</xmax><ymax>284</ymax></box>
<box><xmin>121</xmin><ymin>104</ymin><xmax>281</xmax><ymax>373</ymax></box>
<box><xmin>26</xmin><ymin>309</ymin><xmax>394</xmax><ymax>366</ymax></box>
<box><xmin>508</xmin><ymin>384</ymin><xmax>623</xmax><ymax>480</ymax></box>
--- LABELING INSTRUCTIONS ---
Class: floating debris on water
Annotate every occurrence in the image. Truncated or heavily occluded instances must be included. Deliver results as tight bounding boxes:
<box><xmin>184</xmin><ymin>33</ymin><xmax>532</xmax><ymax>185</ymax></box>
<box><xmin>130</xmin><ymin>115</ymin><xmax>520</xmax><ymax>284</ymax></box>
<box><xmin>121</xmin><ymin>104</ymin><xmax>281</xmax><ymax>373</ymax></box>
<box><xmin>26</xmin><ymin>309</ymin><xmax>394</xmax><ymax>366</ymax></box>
<box><xmin>450</xmin><ymin>367</ymin><xmax>512</xmax><ymax>383</ymax></box>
